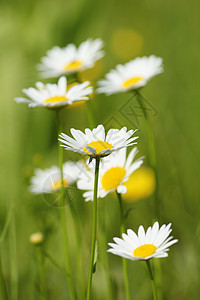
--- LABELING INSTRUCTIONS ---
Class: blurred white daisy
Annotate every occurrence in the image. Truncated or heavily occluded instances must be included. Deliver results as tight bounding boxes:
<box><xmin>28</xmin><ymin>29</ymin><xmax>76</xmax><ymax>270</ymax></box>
<box><xmin>38</xmin><ymin>38</ymin><xmax>104</xmax><ymax>78</ymax></box>
<box><xmin>59</xmin><ymin>124</ymin><xmax>138</xmax><ymax>158</ymax></box>
<box><xmin>15</xmin><ymin>76</ymin><xmax>92</xmax><ymax>108</ymax></box>
<box><xmin>77</xmin><ymin>147</ymin><xmax>143</xmax><ymax>201</ymax></box>
<box><xmin>30</xmin><ymin>161</ymin><xmax>83</xmax><ymax>194</ymax></box>
<box><xmin>108</xmin><ymin>222</ymin><xmax>178</xmax><ymax>261</ymax></box>
<box><xmin>97</xmin><ymin>55</ymin><xmax>163</xmax><ymax>95</ymax></box>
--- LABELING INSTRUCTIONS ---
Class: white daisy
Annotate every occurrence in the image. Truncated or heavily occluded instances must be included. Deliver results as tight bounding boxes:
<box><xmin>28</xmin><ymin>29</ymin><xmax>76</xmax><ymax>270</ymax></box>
<box><xmin>108</xmin><ymin>222</ymin><xmax>178</xmax><ymax>261</ymax></box>
<box><xmin>38</xmin><ymin>38</ymin><xmax>104</xmax><ymax>78</ymax></box>
<box><xmin>30</xmin><ymin>161</ymin><xmax>83</xmax><ymax>194</ymax></box>
<box><xmin>15</xmin><ymin>76</ymin><xmax>93</xmax><ymax>108</ymax></box>
<box><xmin>77</xmin><ymin>147</ymin><xmax>143</xmax><ymax>201</ymax></box>
<box><xmin>59</xmin><ymin>124</ymin><xmax>138</xmax><ymax>159</ymax></box>
<box><xmin>97</xmin><ymin>55</ymin><xmax>163</xmax><ymax>95</ymax></box>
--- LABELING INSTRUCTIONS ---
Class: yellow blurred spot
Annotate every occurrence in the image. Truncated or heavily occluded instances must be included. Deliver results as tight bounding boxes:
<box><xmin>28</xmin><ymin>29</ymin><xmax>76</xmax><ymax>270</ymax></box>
<box><xmin>29</xmin><ymin>232</ymin><xmax>44</xmax><ymax>245</ymax></box>
<box><xmin>52</xmin><ymin>179</ymin><xmax>68</xmax><ymax>191</ymax></box>
<box><xmin>79</xmin><ymin>60</ymin><xmax>104</xmax><ymax>82</ymax></box>
<box><xmin>122</xmin><ymin>76</ymin><xmax>144</xmax><ymax>89</ymax></box>
<box><xmin>63</xmin><ymin>60</ymin><xmax>83</xmax><ymax>72</ymax></box>
<box><xmin>124</xmin><ymin>167</ymin><xmax>155</xmax><ymax>202</ymax></box>
<box><xmin>134</xmin><ymin>244</ymin><xmax>156</xmax><ymax>258</ymax></box>
<box><xmin>44</xmin><ymin>95</ymin><xmax>68</xmax><ymax>104</ymax></box>
<box><xmin>111</xmin><ymin>28</ymin><xmax>144</xmax><ymax>60</ymax></box>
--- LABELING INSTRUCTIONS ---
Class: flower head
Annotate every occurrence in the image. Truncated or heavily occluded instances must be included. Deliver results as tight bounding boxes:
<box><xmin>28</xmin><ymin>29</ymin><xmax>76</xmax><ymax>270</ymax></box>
<box><xmin>97</xmin><ymin>55</ymin><xmax>163</xmax><ymax>95</ymax></box>
<box><xmin>59</xmin><ymin>125</ymin><xmax>138</xmax><ymax>159</ymax></box>
<box><xmin>38</xmin><ymin>38</ymin><xmax>104</xmax><ymax>78</ymax></box>
<box><xmin>77</xmin><ymin>147</ymin><xmax>143</xmax><ymax>201</ymax></box>
<box><xmin>15</xmin><ymin>76</ymin><xmax>92</xmax><ymax>109</ymax></box>
<box><xmin>30</xmin><ymin>161</ymin><xmax>83</xmax><ymax>194</ymax></box>
<box><xmin>108</xmin><ymin>222</ymin><xmax>178</xmax><ymax>261</ymax></box>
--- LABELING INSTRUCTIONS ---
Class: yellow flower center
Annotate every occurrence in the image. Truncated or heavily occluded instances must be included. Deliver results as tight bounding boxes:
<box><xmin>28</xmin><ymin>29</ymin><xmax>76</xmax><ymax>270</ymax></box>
<box><xmin>43</xmin><ymin>96</ymin><xmax>68</xmax><ymax>104</ymax></box>
<box><xmin>83</xmin><ymin>141</ymin><xmax>113</xmax><ymax>156</ymax></box>
<box><xmin>133</xmin><ymin>244</ymin><xmax>156</xmax><ymax>258</ymax></box>
<box><xmin>101</xmin><ymin>167</ymin><xmax>126</xmax><ymax>191</ymax></box>
<box><xmin>52</xmin><ymin>179</ymin><xmax>68</xmax><ymax>191</ymax></box>
<box><xmin>63</xmin><ymin>60</ymin><xmax>83</xmax><ymax>72</ymax></box>
<box><xmin>122</xmin><ymin>76</ymin><xmax>143</xmax><ymax>89</ymax></box>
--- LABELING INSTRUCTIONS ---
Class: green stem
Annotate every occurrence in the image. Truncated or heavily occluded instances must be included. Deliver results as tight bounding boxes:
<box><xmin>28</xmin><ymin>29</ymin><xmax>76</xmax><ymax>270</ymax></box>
<box><xmin>9</xmin><ymin>209</ymin><xmax>18</xmax><ymax>300</ymax></box>
<box><xmin>116</xmin><ymin>192</ymin><xmax>130</xmax><ymax>300</ymax></box>
<box><xmin>69</xmin><ymin>203</ymin><xmax>85</xmax><ymax>300</ymax></box>
<box><xmin>36</xmin><ymin>246</ymin><xmax>47</xmax><ymax>300</ymax></box>
<box><xmin>0</xmin><ymin>250</ymin><xmax>8</xmax><ymax>300</ymax></box>
<box><xmin>146</xmin><ymin>260</ymin><xmax>158</xmax><ymax>300</ymax></box>
<box><xmin>56</xmin><ymin>109</ymin><xmax>76</xmax><ymax>300</ymax></box>
<box><xmin>42</xmin><ymin>250</ymin><xmax>65</xmax><ymax>273</ymax></box>
<box><xmin>134</xmin><ymin>90</ymin><xmax>159</xmax><ymax>220</ymax></box>
<box><xmin>99</xmin><ymin>201</ymin><xmax>114</xmax><ymax>300</ymax></box>
<box><xmin>86</xmin><ymin>157</ymin><xmax>100</xmax><ymax>300</ymax></box>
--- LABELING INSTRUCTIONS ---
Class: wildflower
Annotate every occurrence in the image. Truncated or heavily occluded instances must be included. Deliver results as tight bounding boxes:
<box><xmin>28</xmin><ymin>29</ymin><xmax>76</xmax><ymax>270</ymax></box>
<box><xmin>97</xmin><ymin>55</ymin><xmax>163</xmax><ymax>95</ymax></box>
<box><xmin>108</xmin><ymin>222</ymin><xmax>178</xmax><ymax>261</ymax></box>
<box><xmin>38</xmin><ymin>38</ymin><xmax>104</xmax><ymax>78</ymax></box>
<box><xmin>15</xmin><ymin>76</ymin><xmax>92</xmax><ymax>109</ymax></box>
<box><xmin>59</xmin><ymin>125</ymin><xmax>138</xmax><ymax>159</ymax></box>
<box><xmin>30</xmin><ymin>162</ymin><xmax>83</xmax><ymax>194</ymax></box>
<box><xmin>77</xmin><ymin>147</ymin><xmax>143</xmax><ymax>201</ymax></box>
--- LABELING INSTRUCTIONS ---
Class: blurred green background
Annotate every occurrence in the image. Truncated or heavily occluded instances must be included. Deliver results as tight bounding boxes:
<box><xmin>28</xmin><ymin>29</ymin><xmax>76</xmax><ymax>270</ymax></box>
<box><xmin>0</xmin><ymin>0</ymin><xmax>200</xmax><ymax>299</ymax></box>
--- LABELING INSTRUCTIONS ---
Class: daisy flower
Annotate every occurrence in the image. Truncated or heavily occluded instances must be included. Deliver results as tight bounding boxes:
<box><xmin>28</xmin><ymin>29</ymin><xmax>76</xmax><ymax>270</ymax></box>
<box><xmin>77</xmin><ymin>147</ymin><xmax>143</xmax><ymax>201</ymax></box>
<box><xmin>15</xmin><ymin>76</ymin><xmax>93</xmax><ymax>109</ymax></box>
<box><xmin>59</xmin><ymin>124</ymin><xmax>138</xmax><ymax>159</ymax></box>
<box><xmin>97</xmin><ymin>55</ymin><xmax>163</xmax><ymax>95</ymax></box>
<box><xmin>38</xmin><ymin>38</ymin><xmax>104</xmax><ymax>78</ymax></box>
<box><xmin>30</xmin><ymin>161</ymin><xmax>83</xmax><ymax>194</ymax></box>
<box><xmin>108</xmin><ymin>222</ymin><xmax>178</xmax><ymax>261</ymax></box>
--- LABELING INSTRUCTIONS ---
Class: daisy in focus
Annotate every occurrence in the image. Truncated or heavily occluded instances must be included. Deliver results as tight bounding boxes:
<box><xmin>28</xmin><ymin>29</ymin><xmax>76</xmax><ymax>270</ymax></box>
<box><xmin>15</xmin><ymin>76</ymin><xmax>93</xmax><ymax>109</ymax></box>
<box><xmin>30</xmin><ymin>161</ymin><xmax>83</xmax><ymax>194</ymax></box>
<box><xmin>38</xmin><ymin>38</ymin><xmax>104</xmax><ymax>78</ymax></box>
<box><xmin>97</xmin><ymin>55</ymin><xmax>163</xmax><ymax>95</ymax></box>
<box><xmin>77</xmin><ymin>147</ymin><xmax>143</xmax><ymax>201</ymax></box>
<box><xmin>108</xmin><ymin>222</ymin><xmax>178</xmax><ymax>261</ymax></box>
<box><xmin>59</xmin><ymin>124</ymin><xmax>138</xmax><ymax>159</ymax></box>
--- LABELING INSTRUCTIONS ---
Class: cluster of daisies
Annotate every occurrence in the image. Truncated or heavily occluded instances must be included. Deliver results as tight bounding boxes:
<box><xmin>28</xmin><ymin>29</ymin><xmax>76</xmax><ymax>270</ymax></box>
<box><xmin>15</xmin><ymin>37</ymin><xmax>178</xmax><ymax>297</ymax></box>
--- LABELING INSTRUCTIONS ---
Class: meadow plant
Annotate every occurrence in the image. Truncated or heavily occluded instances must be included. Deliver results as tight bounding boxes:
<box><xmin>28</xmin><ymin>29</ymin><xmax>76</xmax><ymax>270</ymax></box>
<box><xmin>10</xmin><ymin>37</ymin><xmax>179</xmax><ymax>300</ymax></box>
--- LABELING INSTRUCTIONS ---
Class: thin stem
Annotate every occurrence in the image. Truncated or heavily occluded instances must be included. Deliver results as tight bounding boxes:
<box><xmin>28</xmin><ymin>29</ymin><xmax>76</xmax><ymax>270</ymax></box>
<box><xmin>0</xmin><ymin>203</ymin><xmax>13</xmax><ymax>244</ymax></box>
<box><xmin>146</xmin><ymin>260</ymin><xmax>158</xmax><ymax>300</ymax></box>
<box><xmin>9</xmin><ymin>209</ymin><xmax>18</xmax><ymax>300</ymax></box>
<box><xmin>86</xmin><ymin>157</ymin><xmax>100</xmax><ymax>300</ymax></box>
<box><xmin>0</xmin><ymin>202</ymin><xmax>14</xmax><ymax>300</ymax></box>
<box><xmin>42</xmin><ymin>250</ymin><xmax>65</xmax><ymax>273</ymax></box>
<box><xmin>99</xmin><ymin>201</ymin><xmax>114</xmax><ymax>300</ymax></box>
<box><xmin>56</xmin><ymin>109</ymin><xmax>76</xmax><ymax>300</ymax></box>
<box><xmin>116</xmin><ymin>192</ymin><xmax>130</xmax><ymax>300</ymax></box>
<box><xmin>36</xmin><ymin>246</ymin><xmax>47</xmax><ymax>300</ymax></box>
<box><xmin>134</xmin><ymin>90</ymin><xmax>159</xmax><ymax>220</ymax></box>
<box><xmin>69</xmin><ymin>203</ymin><xmax>85</xmax><ymax>300</ymax></box>
<box><xmin>0</xmin><ymin>250</ymin><xmax>8</xmax><ymax>300</ymax></box>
